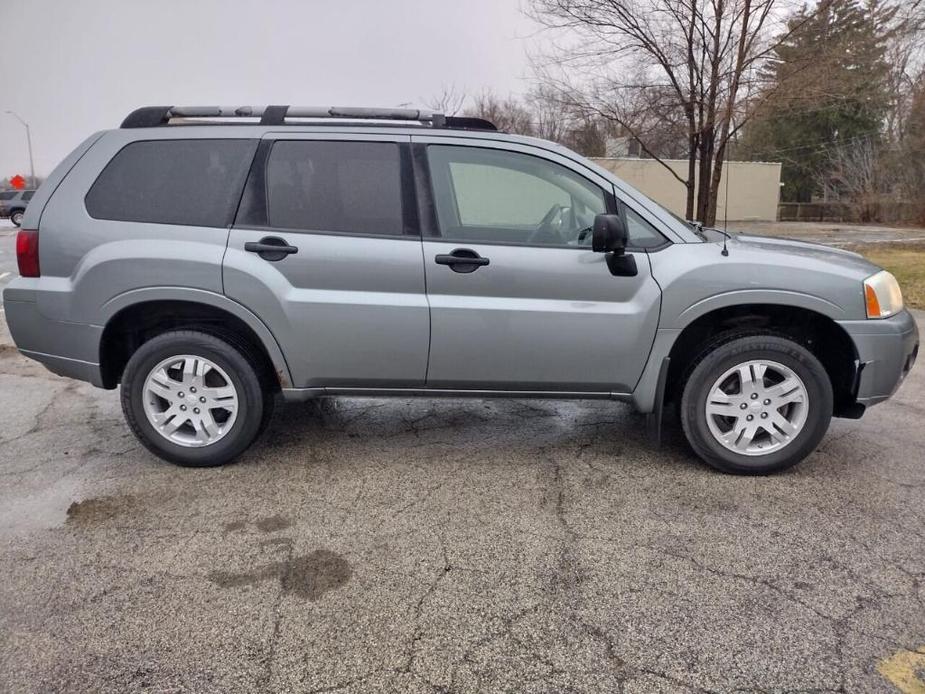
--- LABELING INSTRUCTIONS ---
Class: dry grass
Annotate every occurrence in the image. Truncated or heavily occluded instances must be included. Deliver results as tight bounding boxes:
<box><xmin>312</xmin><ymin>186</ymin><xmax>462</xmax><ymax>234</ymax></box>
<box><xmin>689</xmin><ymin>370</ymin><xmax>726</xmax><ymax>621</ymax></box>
<box><xmin>845</xmin><ymin>242</ymin><xmax>925</xmax><ymax>310</ymax></box>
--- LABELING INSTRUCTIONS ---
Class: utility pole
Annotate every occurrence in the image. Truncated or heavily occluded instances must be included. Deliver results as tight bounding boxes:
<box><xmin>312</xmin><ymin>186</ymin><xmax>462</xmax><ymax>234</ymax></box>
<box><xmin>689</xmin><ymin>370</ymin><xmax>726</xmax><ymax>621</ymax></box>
<box><xmin>5</xmin><ymin>111</ymin><xmax>36</xmax><ymax>189</ymax></box>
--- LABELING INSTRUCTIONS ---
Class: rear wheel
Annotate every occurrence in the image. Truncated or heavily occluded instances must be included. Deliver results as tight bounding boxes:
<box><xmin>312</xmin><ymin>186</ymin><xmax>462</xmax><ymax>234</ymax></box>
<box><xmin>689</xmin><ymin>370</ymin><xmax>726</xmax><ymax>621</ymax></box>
<box><xmin>10</xmin><ymin>210</ymin><xmax>23</xmax><ymax>227</ymax></box>
<box><xmin>121</xmin><ymin>330</ymin><xmax>270</xmax><ymax>467</ymax></box>
<box><xmin>680</xmin><ymin>334</ymin><xmax>833</xmax><ymax>475</ymax></box>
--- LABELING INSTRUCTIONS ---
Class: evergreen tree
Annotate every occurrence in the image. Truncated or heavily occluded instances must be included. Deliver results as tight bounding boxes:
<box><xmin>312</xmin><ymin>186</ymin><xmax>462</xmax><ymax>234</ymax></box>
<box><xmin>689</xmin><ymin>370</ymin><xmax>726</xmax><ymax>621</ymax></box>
<box><xmin>741</xmin><ymin>0</ymin><xmax>896</xmax><ymax>202</ymax></box>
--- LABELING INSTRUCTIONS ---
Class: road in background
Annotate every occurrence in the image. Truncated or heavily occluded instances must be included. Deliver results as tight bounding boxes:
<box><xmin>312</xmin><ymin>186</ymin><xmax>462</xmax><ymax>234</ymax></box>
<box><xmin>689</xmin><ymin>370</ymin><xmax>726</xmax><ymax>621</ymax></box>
<box><xmin>0</xmin><ymin>221</ymin><xmax>17</xmax><ymax>291</ymax></box>
<box><xmin>732</xmin><ymin>220</ymin><xmax>925</xmax><ymax>246</ymax></box>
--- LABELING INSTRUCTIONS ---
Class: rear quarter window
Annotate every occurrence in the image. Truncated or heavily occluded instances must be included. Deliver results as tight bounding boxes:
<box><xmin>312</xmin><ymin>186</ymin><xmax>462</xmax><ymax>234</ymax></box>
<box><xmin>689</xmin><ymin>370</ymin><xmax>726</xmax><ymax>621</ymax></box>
<box><xmin>85</xmin><ymin>139</ymin><xmax>256</xmax><ymax>227</ymax></box>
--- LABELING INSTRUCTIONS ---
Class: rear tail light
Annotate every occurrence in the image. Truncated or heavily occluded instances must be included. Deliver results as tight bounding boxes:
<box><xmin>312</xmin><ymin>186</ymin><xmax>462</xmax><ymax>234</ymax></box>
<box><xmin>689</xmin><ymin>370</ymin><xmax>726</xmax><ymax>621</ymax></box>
<box><xmin>16</xmin><ymin>229</ymin><xmax>40</xmax><ymax>277</ymax></box>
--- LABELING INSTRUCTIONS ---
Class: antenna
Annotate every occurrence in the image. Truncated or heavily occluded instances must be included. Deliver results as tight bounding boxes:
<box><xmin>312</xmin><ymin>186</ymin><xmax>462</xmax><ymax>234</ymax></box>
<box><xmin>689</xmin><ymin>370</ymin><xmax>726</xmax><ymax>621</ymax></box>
<box><xmin>721</xmin><ymin>157</ymin><xmax>730</xmax><ymax>257</ymax></box>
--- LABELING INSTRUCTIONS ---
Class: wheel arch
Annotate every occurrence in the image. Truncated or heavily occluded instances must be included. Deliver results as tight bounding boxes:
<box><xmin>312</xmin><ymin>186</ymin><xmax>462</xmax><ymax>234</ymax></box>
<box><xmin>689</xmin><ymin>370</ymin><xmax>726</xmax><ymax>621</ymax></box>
<box><xmin>663</xmin><ymin>302</ymin><xmax>860</xmax><ymax>417</ymax></box>
<box><xmin>99</xmin><ymin>288</ymin><xmax>292</xmax><ymax>390</ymax></box>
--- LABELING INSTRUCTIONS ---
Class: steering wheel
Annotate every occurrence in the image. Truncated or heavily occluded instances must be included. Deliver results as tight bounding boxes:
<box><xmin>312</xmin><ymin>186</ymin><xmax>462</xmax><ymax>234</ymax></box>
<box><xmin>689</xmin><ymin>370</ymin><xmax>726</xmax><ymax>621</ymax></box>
<box><xmin>527</xmin><ymin>204</ymin><xmax>568</xmax><ymax>245</ymax></box>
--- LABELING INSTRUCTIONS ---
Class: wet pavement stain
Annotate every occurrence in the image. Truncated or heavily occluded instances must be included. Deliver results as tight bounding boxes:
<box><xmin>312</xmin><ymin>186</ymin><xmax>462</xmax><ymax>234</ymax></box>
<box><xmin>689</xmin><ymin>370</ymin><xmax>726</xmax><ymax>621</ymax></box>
<box><xmin>222</xmin><ymin>516</ymin><xmax>293</xmax><ymax>533</ymax></box>
<box><xmin>255</xmin><ymin>515</ymin><xmax>293</xmax><ymax>533</ymax></box>
<box><xmin>66</xmin><ymin>496</ymin><xmax>132</xmax><ymax>526</ymax></box>
<box><xmin>208</xmin><ymin>549</ymin><xmax>352</xmax><ymax>601</ymax></box>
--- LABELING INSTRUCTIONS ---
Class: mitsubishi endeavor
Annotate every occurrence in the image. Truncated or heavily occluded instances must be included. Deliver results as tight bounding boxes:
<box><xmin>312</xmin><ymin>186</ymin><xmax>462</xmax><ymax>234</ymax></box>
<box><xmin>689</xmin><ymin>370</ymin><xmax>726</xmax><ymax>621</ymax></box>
<box><xmin>2</xmin><ymin>105</ymin><xmax>918</xmax><ymax>474</ymax></box>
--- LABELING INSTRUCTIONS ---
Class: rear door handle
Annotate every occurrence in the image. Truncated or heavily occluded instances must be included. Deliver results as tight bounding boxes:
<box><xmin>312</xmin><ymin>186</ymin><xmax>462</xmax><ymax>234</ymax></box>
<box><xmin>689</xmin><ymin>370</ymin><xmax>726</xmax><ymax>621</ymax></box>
<box><xmin>244</xmin><ymin>236</ymin><xmax>298</xmax><ymax>261</ymax></box>
<box><xmin>435</xmin><ymin>248</ymin><xmax>490</xmax><ymax>273</ymax></box>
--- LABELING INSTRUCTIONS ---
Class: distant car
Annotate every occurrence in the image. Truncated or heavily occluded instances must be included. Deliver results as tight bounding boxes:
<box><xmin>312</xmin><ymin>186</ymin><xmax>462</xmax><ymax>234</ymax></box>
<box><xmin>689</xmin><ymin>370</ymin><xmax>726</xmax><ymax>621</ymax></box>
<box><xmin>0</xmin><ymin>190</ymin><xmax>35</xmax><ymax>227</ymax></box>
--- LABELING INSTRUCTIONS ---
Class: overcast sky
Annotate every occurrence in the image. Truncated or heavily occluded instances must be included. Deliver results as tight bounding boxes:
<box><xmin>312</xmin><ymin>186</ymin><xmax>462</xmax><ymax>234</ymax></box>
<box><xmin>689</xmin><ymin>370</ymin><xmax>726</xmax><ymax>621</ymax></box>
<box><xmin>0</xmin><ymin>0</ymin><xmax>538</xmax><ymax>179</ymax></box>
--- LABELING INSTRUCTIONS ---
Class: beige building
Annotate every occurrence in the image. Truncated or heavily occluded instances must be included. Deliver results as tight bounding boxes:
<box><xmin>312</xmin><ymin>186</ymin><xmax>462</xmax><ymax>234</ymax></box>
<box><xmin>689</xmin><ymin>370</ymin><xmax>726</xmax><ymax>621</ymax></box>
<box><xmin>592</xmin><ymin>158</ymin><xmax>782</xmax><ymax>222</ymax></box>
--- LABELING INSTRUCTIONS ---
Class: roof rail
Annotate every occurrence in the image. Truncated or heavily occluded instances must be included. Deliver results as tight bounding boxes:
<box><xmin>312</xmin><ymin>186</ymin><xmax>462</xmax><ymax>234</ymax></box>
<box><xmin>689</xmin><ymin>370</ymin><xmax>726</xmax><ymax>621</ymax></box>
<box><xmin>120</xmin><ymin>105</ymin><xmax>497</xmax><ymax>131</ymax></box>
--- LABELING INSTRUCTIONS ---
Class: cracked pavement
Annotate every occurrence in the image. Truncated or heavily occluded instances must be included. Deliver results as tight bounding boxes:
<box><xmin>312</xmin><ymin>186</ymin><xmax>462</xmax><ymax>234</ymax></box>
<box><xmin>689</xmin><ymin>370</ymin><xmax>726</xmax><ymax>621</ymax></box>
<box><xmin>1</xmin><ymin>301</ymin><xmax>924</xmax><ymax>689</ymax></box>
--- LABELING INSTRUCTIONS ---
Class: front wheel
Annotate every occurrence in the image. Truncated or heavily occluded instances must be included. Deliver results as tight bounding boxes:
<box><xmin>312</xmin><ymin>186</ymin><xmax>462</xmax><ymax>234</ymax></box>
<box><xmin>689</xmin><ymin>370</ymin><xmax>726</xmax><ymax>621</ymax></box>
<box><xmin>10</xmin><ymin>210</ymin><xmax>23</xmax><ymax>227</ymax></box>
<box><xmin>680</xmin><ymin>334</ymin><xmax>833</xmax><ymax>475</ymax></box>
<box><xmin>121</xmin><ymin>330</ymin><xmax>271</xmax><ymax>467</ymax></box>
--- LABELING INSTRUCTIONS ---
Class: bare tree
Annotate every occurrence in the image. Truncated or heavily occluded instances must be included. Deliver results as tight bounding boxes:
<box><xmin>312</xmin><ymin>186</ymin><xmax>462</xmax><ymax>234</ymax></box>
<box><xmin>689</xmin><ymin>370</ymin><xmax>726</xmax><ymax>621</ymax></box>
<box><xmin>467</xmin><ymin>90</ymin><xmax>537</xmax><ymax>135</ymax></box>
<box><xmin>527</xmin><ymin>0</ymin><xmax>813</xmax><ymax>224</ymax></box>
<box><xmin>821</xmin><ymin>139</ymin><xmax>895</xmax><ymax>223</ymax></box>
<box><xmin>885</xmin><ymin>0</ymin><xmax>925</xmax><ymax>142</ymax></box>
<box><xmin>424</xmin><ymin>84</ymin><xmax>468</xmax><ymax>116</ymax></box>
<box><xmin>526</xmin><ymin>85</ymin><xmax>574</xmax><ymax>143</ymax></box>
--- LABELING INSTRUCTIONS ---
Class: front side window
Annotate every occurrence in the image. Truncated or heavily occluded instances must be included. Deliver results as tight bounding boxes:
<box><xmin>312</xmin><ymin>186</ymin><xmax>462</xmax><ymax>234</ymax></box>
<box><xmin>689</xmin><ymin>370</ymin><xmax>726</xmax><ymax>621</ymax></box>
<box><xmin>265</xmin><ymin>140</ymin><xmax>403</xmax><ymax>236</ymax></box>
<box><xmin>85</xmin><ymin>139</ymin><xmax>256</xmax><ymax>227</ymax></box>
<box><xmin>623</xmin><ymin>205</ymin><xmax>667</xmax><ymax>248</ymax></box>
<box><xmin>427</xmin><ymin>145</ymin><xmax>607</xmax><ymax>247</ymax></box>
<box><xmin>21</xmin><ymin>191</ymin><xmax>34</xmax><ymax>201</ymax></box>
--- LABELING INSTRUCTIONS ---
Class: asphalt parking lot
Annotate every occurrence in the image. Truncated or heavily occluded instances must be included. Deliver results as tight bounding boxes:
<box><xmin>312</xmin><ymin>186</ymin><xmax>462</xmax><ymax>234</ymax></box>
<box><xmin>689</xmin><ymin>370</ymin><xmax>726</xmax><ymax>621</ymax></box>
<box><xmin>1</xmin><ymin>220</ymin><xmax>924</xmax><ymax>693</ymax></box>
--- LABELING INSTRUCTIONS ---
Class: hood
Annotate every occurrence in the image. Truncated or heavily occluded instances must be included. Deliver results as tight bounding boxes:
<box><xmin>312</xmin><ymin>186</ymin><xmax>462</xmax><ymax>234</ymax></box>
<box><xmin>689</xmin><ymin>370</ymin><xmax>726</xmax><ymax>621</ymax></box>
<box><xmin>724</xmin><ymin>232</ymin><xmax>880</xmax><ymax>278</ymax></box>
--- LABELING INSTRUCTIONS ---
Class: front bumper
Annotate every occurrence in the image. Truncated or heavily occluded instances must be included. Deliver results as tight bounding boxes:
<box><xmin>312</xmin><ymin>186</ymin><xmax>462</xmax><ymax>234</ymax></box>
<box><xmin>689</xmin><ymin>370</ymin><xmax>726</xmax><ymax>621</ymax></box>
<box><xmin>838</xmin><ymin>309</ymin><xmax>919</xmax><ymax>408</ymax></box>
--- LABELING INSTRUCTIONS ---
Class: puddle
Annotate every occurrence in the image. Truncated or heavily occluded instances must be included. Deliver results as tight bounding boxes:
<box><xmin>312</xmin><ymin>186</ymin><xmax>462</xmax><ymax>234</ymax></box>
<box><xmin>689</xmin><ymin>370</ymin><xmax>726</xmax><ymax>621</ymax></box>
<box><xmin>255</xmin><ymin>515</ymin><xmax>292</xmax><ymax>533</ymax></box>
<box><xmin>0</xmin><ymin>476</ymin><xmax>84</xmax><ymax>536</ymax></box>
<box><xmin>0</xmin><ymin>476</ymin><xmax>135</xmax><ymax>537</ymax></box>
<box><xmin>66</xmin><ymin>496</ymin><xmax>133</xmax><ymax>526</ymax></box>
<box><xmin>208</xmin><ymin>549</ymin><xmax>352</xmax><ymax>601</ymax></box>
<box><xmin>223</xmin><ymin>515</ymin><xmax>293</xmax><ymax>533</ymax></box>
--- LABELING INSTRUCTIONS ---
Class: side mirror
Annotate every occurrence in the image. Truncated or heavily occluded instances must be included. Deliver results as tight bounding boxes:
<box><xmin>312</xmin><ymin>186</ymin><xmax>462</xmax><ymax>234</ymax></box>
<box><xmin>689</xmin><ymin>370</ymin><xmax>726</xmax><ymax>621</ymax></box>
<box><xmin>591</xmin><ymin>214</ymin><xmax>628</xmax><ymax>255</ymax></box>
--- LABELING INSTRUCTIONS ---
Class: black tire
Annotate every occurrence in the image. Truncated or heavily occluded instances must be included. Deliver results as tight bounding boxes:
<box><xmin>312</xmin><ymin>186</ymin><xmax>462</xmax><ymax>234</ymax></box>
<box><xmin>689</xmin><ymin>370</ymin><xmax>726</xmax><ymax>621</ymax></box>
<box><xmin>120</xmin><ymin>330</ymin><xmax>270</xmax><ymax>467</ymax></box>
<box><xmin>680</xmin><ymin>334</ymin><xmax>833</xmax><ymax>475</ymax></box>
<box><xmin>10</xmin><ymin>210</ymin><xmax>23</xmax><ymax>227</ymax></box>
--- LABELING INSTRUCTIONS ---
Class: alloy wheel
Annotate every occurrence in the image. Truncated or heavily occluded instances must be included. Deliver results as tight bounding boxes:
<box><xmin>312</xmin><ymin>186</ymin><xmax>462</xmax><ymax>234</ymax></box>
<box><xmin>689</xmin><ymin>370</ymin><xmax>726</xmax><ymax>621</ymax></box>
<box><xmin>704</xmin><ymin>359</ymin><xmax>809</xmax><ymax>456</ymax></box>
<box><xmin>142</xmin><ymin>355</ymin><xmax>239</xmax><ymax>447</ymax></box>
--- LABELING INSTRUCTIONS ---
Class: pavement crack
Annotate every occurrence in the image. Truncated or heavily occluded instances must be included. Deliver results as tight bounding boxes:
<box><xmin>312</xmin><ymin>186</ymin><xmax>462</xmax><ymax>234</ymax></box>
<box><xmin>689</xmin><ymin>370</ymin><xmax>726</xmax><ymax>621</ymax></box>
<box><xmin>400</xmin><ymin>536</ymin><xmax>452</xmax><ymax>676</ymax></box>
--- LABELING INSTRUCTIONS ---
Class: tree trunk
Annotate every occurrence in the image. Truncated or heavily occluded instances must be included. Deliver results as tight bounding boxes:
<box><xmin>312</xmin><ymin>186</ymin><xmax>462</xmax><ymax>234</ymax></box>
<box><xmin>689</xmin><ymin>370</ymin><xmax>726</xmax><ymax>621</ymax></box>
<box><xmin>707</xmin><ymin>137</ymin><xmax>731</xmax><ymax>226</ymax></box>
<box><xmin>686</xmin><ymin>131</ymin><xmax>698</xmax><ymax>219</ymax></box>
<box><xmin>697</xmin><ymin>127</ymin><xmax>715</xmax><ymax>222</ymax></box>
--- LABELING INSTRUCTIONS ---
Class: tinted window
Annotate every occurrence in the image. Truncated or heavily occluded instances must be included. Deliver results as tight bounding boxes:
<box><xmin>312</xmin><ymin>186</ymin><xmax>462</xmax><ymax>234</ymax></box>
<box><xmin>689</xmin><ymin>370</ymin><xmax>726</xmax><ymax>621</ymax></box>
<box><xmin>0</xmin><ymin>191</ymin><xmax>16</xmax><ymax>201</ymax></box>
<box><xmin>427</xmin><ymin>145</ymin><xmax>607</xmax><ymax>247</ymax></box>
<box><xmin>21</xmin><ymin>191</ymin><xmax>34</xmax><ymax>201</ymax></box>
<box><xmin>265</xmin><ymin>141</ymin><xmax>403</xmax><ymax>235</ymax></box>
<box><xmin>86</xmin><ymin>139</ymin><xmax>256</xmax><ymax>227</ymax></box>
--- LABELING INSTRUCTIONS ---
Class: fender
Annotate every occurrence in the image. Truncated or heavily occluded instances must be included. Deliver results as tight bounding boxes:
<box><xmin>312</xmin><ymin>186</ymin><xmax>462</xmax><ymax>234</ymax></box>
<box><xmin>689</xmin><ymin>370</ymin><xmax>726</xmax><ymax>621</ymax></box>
<box><xmin>674</xmin><ymin>289</ymin><xmax>846</xmax><ymax>326</ymax></box>
<box><xmin>100</xmin><ymin>286</ymin><xmax>294</xmax><ymax>388</ymax></box>
<box><xmin>632</xmin><ymin>289</ymin><xmax>846</xmax><ymax>413</ymax></box>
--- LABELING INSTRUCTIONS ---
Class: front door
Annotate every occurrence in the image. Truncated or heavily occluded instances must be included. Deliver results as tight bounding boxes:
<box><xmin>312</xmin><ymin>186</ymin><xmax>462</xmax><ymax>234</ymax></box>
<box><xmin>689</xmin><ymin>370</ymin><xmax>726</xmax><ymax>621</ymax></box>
<box><xmin>416</xmin><ymin>138</ymin><xmax>663</xmax><ymax>394</ymax></box>
<box><xmin>224</xmin><ymin>134</ymin><xmax>429</xmax><ymax>388</ymax></box>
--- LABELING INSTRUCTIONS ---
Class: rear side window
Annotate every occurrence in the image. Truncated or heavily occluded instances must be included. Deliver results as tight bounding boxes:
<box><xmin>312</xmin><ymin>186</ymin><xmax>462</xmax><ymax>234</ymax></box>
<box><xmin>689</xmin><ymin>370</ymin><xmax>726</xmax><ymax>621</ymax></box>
<box><xmin>0</xmin><ymin>191</ymin><xmax>16</xmax><ymax>201</ymax></box>
<box><xmin>85</xmin><ymin>139</ymin><xmax>256</xmax><ymax>227</ymax></box>
<box><xmin>264</xmin><ymin>140</ymin><xmax>403</xmax><ymax>235</ymax></box>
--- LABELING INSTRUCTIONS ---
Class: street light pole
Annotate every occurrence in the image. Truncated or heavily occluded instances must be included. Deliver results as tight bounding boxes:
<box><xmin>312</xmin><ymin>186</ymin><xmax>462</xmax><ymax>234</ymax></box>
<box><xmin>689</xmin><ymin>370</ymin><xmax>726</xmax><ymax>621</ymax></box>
<box><xmin>4</xmin><ymin>110</ymin><xmax>36</xmax><ymax>189</ymax></box>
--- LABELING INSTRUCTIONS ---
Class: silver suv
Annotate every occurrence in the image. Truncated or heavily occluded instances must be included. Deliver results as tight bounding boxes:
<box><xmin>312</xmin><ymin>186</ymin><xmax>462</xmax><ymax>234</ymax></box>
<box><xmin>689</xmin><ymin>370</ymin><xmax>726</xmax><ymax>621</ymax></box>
<box><xmin>2</xmin><ymin>105</ymin><xmax>919</xmax><ymax>474</ymax></box>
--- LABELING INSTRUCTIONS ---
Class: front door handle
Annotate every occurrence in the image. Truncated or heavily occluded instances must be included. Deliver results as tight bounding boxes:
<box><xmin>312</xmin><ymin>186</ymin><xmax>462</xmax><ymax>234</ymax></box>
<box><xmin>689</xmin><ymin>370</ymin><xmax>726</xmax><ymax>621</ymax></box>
<box><xmin>435</xmin><ymin>248</ymin><xmax>490</xmax><ymax>273</ymax></box>
<box><xmin>244</xmin><ymin>237</ymin><xmax>298</xmax><ymax>261</ymax></box>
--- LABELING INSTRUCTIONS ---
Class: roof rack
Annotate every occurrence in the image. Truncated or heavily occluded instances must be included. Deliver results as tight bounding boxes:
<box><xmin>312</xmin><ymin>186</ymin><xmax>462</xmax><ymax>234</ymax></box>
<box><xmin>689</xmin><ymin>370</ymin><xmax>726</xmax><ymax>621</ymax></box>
<box><xmin>120</xmin><ymin>105</ymin><xmax>497</xmax><ymax>132</ymax></box>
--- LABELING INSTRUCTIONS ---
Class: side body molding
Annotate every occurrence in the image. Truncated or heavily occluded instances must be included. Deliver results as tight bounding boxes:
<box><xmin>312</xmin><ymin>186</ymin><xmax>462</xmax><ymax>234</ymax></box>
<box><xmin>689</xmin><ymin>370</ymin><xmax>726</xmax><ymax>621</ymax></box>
<box><xmin>100</xmin><ymin>287</ymin><xmax>293</xmax><ymax>388</ymax></box>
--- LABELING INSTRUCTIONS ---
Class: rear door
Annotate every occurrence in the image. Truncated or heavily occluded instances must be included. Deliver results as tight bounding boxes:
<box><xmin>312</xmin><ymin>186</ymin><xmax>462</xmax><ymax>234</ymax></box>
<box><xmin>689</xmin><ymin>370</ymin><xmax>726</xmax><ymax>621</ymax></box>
<box><xmin>415</xmin><ymin>137</ymin><xmax>663</xmax><ymax>394</ymax></box>
<box><xmin>223</xmin><ymin>133</ymin><xmax>429</xmax><ymax>388</ymax></box>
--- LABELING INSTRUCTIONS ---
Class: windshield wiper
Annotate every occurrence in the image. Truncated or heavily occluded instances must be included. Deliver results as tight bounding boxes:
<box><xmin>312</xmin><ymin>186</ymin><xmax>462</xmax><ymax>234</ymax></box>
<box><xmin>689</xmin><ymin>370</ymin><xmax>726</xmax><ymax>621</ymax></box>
<box><xmin>686</xmin><ymin>219</ymin><xmax>708</xmax><ymax>241</ymax></box>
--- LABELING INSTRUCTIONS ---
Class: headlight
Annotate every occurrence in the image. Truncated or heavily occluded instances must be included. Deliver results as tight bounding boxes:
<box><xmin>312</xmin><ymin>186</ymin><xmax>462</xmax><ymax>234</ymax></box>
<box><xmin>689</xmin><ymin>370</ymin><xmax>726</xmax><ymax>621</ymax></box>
<box><xmin>864</xmin><ymin>270</ymin><xmax>904</xmax><ymax>319</ymax></box>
